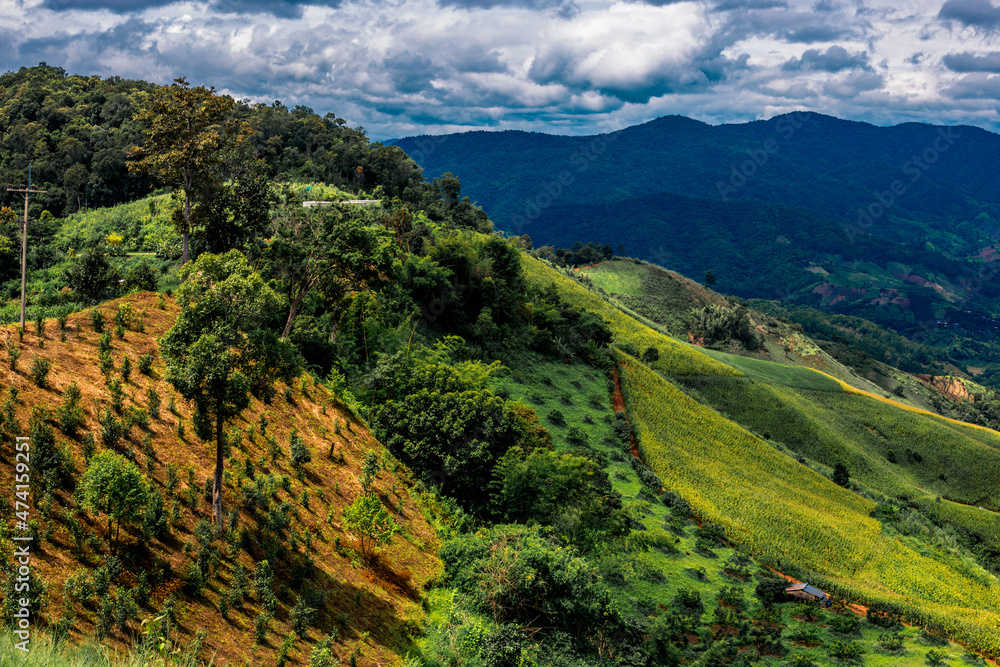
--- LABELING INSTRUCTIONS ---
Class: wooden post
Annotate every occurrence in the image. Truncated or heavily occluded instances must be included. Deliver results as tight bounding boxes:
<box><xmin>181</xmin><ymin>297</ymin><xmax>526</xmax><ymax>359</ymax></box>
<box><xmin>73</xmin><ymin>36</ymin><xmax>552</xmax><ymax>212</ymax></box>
<box><xmin>6</xmin><ymin>166</ymin><xmax>47</xmax><ymax>330</ymax></box>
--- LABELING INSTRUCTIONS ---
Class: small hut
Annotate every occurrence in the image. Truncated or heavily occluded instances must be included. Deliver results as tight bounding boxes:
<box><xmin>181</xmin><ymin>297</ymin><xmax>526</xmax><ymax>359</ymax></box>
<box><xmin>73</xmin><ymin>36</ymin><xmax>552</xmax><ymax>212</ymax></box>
<box><xmin>785</xmin><ymin>583</ymin><xmax>831</xmax><ymax>605</ymax></box>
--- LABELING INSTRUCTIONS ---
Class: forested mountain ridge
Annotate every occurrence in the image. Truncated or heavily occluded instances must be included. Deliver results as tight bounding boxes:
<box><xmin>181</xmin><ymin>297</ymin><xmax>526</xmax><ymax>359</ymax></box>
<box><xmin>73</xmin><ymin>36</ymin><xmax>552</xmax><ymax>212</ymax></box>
<box><xmin>396</xmin><ymin>115</ymin><xmax>1000</xmax><ymax>383</ymax></box>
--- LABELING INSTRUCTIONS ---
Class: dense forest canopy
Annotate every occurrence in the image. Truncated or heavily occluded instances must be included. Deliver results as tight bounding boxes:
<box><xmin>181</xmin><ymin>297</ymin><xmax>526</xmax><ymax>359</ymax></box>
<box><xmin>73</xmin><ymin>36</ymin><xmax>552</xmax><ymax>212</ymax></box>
<box><xmin>0</xmin><ymin>63</ymin><xmax>471</xmax><ymax>218</ymax></box>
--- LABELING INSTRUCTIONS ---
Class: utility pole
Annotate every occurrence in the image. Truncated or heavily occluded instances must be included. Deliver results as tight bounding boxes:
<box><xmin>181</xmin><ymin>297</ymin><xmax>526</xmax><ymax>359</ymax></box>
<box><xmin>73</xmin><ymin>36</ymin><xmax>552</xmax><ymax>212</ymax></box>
<box><xmin>6</xmin><ymin>164</ymin><xmax>46</xmax><ymax>330</ymax></box>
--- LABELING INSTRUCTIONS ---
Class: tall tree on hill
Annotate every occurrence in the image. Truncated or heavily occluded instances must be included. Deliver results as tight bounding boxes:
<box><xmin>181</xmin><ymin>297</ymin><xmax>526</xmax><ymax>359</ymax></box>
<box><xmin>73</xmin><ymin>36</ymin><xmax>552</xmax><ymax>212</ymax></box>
<box><xmin>128</xmin><ymin>77</ymin><xmax>245</xmax><ymax>264</ymax></box>
<box><xmin>268</xmin><ymin>204</ymin><xmax>398</xmax><ymax>339</ymax></box>
<box><xmin>160</xmin><ymin>251</ymin><xmax>300</xmax><ymax>529</ymax></box>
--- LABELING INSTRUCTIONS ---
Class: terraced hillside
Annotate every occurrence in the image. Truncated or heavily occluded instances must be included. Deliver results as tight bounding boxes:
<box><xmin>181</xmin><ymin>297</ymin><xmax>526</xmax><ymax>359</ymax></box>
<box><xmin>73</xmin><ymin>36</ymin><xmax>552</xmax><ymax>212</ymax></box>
<box><xmin>0</xmin><ymin>293</ymin><xmax>440</xmax><ymax>666</ymax></box>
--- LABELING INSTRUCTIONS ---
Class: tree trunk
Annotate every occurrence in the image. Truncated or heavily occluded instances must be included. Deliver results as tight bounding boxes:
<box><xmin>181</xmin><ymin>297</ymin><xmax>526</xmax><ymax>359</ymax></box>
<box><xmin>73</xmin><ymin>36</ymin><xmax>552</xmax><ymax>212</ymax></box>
<box><xmin>182</xmin><ymin>178</ymin><xmax>192</xmax><ymax>265</ymax></box>
<box><xmin>281</xmin><ymin>283</ymin><xmax>309</xmax><ymax>339</ymax></box>
<box><xmin>213</xmin><ymin>405</ymin><xmax>224</xmax><ymax>531</ymax></box>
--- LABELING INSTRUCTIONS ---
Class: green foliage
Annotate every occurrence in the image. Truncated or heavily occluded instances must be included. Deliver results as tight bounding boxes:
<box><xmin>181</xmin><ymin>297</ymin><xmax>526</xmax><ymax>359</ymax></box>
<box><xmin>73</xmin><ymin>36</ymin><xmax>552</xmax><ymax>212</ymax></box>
<box><xmin>827</xmin><ymin>640</ymin><xmax>865</xmax><ymax>662</ymax></box>
<box><xmin>57</xmin><ymin>381</ymin><xmax>85</xmax><ymax>435</ymax></box>
<box><xmin>440</xmin><ymin>524</ymin><xmax>618</xmax><ymax>642</ymax></box>
<box><xmin>289</xmin><ymin>429</ymin><xmax>311</xmax><ymax>477</ymax></box>
<box><xmin>755</xmin><ymin>578</ymin><xmax>788</xmax><ymax>607</ymax></box>
<box><xmin>343</xmin><ymin>494</ymin><xmax>400</xmax><ymax>559</ymax></box>
<box><xmin>927</xmin><ymin>648</ymin><xmax>948</xmax><ymax>665</ymax></box>
<box><xmin>30</xmin><ymin>355</ymin><xmax>51</xmax><ymax>388</ymax></box>
<box><xmin>79</xmin><ymin>450</ymin><xmax>149</xmax><ymax>543</ymax></box>
<box><xmin>489</xmin><ymin>446</ymin><xmax>629</xmax><ymax>552</ymax></box>
<box><xmin>65</xmin><ymin>246</ymin><xmax>121</xmax><ymax>304</ymax></box>
<box><xmin>4</xmin><ymin>339</ymin><xmax>19</xmax><ymax>370</ymax></box>
<box><xmin>138</xmin><ymin>352</ymin><xmax>154</xmax><ymax>375</ymax></box>
<box><xmin>121</xmin><ymin>354</ymin><xmax>132</xmax><ymax>383</ymax></box>
<box><xmin>98</xmin><ymin>407</ymin><xmax>125</xmax><ymax>449</ymax></box>
<box><xmin>160</xmin><ymin>250</ymin><xmax>300</xmax><ymax>528</ymax></box>
<box><xmin>146</xmin><ymin>387</ymin><xmax>160</xmax><ymax>420</ymax></box>
<box><xmin>833</xmin><ymin>462</ymin><xmax>850</xmax><ymax>487</ymax></box>
<box><xmin>124</xmin><ymin>261</ymin><xmax>158</xmax><ymax>293</ymax></box>
<box><xmin>128</xmin><ymin>77</ymin><xmax>240</xmax><ymax>264</ymax></box>
<box><xmin>359</xmin><ymin>450</ymin><xmax>381</xmax><ymax>495</ymax></box>
<box><xmin>30</xmin><ymin>409</ymin><xmax>73</xmax><ymax>492</ymax></box>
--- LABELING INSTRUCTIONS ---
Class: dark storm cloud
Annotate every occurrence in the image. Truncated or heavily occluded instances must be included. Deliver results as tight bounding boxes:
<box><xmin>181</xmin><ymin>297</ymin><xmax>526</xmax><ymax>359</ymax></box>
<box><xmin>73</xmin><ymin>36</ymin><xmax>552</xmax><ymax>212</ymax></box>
<box><xmin>941</xmin><ymin>72</ymin><xmax>1000</xmax><ymax>97</ymax></box>
<box><xmin>783</xmin><ymin>46</ymin><xmax>870</xmax><ymax>72</ymax></box>
<box><xmin>938</xmin><ymin>0</ymin><xmax>1000</xmax><ymax>30</ymax></box>
<box><xmin>383</xmin><ymin>52</ymin><xmax>440</xmax><ymax>94</ymax></box>
<box><xmin>39</xmin><ymin>0</ymin><xmax>175</xmax><ymax>11</ymax></box>
<box><xmin>38</xmin><ymin>0</ymin><xmax>342</xmax><ymax>18</ymax></box>
<box><xmin>943</xmin><ymin>51</ymin><xmax>1000</xmax><ymax>72</ymax></box>
<box><xmin>715</xmin><ymin>7</ymin><xmax>861</xmax><ymax>45</ymax></box>
<box><xmin>438</xmin><ymin>0</ymin><xmax>579</xmax><ymax>18</ymax></box>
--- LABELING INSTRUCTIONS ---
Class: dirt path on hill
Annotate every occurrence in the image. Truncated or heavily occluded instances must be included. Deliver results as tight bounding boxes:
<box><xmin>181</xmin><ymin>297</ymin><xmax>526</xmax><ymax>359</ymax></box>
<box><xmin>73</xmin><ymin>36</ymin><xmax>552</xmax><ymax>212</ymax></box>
<box><xmin>575</xmin><ymin>260</ymin><xmax>609</xmax><ymax>271</ymax></box>
<box><xmin>611</xmin><ymin>365</ymin><xmax>640</xmax><ymax>458</ymax></box>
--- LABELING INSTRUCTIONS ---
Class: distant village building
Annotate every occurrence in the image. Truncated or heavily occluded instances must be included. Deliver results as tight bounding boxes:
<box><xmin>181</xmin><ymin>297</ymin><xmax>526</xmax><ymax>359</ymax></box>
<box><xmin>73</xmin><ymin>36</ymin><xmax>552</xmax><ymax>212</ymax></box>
<box><xmin>302</xmin><ymin>200</ymin><xmax>381</xmax><ymax>208</ymax></box>
<box><xmin>785</xmin><ymin>583</ymin><xmax>831</xmax><ymax>605</ymax></box>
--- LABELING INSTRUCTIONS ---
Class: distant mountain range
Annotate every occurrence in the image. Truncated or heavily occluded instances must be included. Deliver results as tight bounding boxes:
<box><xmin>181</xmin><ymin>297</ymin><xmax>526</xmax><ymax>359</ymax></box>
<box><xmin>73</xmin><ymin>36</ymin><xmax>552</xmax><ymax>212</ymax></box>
<box><xmin>396</xmin><ymin>113</ymin><xmax>1000</xmax><ymax>343</ymax></box>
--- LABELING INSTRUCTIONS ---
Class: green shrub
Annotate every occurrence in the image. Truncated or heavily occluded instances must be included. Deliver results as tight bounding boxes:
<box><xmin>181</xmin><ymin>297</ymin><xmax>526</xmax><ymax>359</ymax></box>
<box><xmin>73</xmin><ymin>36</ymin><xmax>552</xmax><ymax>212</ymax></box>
<box><xmin>439</xmin><ymin>523</ymin><xmax>617</xmax><ymax>636</ymax></box>
<box><xmin>138</xmin><ymin>352</ymin><xmax>154</xmax><ymax>375</ymax></box>
<box><xmin>4</xmin><ymin>339</ymin><xmax>20</xmax><ymax>370</ymax></box>
<box><xmin>254</xmin><ymin>611</ymin><xmax>272</xmax><ymax>645</ymax></box>
<box><xmin>147</xmin><ymin>387</ymin><xmax>161</xmax><ymax>419</ymax></box>
<box><xmin>290</xmin><ymin>430</ymin><xmax>311</xmax><ymax>478</ymax></box>
<box><xmin>876</xmin><ymin>632</ymin><xmax>905</xmax><ymax>654</ymax></box>
<box><xmin>926</xmin><ymin>648</ymin><xmax>947</xmax><ymax>666</ymax></box>
<box><xmin>830</xmin><ymin>612</ymin><xmax>862</xmax><ymax>636</ymax></box>
<box><xmin>755</xmin><ymin>578</ymin><xmax>788</xmax><ymax>607</ymax></box>
<box><xmin>98</xmin><ymin>408</ymin><xmax>124</xmax><ymax>448</ymax></box>
<box><xmin>546</xmin><ymin>409</ymin><xmax>566</xmax><ymax>426</ymax></box>
<box><xmin>343</xmin><ymin>494</ymin><xmax>400</xmax><ymax>560</ymax></box>
<box><xmin>121</xmin><ymin>354</ymin><xmax>132</xmax><ymax>383</ymax></box>
<box><xmin>107</xmin><ymin>377</ymin><xmax>124</xmax><ymax>413</ymax></box>
<box><xmin>310</xmin><ymin>633</ymin><xmax>338</xmax><ymax>667</ymax></box>
<box><xmin>30</xmin><ymin>355</ymin><xmax>51</xmax><ymax>388</ymax></box>
<box><xmin>81</xmin><ymin>432</ymin><xmax>96</xmax><ymax>461</ymax></box>
<box><xmin>91</xmin><ymin>309</ymin><xmax>105</xmax><ymax>333</ymax></box>
<box><xmin>58</xmin><ymin>381</ymin><xmax>86</xmax><ymax>435</ymax></box>
<box><xmin>827</xmin><ymin>640</ymin><xmax>865</xmax><ymax>662</ymax></box>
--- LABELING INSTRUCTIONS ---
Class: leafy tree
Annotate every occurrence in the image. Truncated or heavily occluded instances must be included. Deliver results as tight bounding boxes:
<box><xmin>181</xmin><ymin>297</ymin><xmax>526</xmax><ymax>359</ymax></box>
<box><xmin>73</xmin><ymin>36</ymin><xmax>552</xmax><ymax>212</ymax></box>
<box><xmin>489</xmin><ymin>446</ymin><xmax>630</xmax><ymax>552</ymax></box>
<box><xmin>705</xmin><ymin>269</ymin><xmax>717</xmax><ymax>285</ymax></box>
<box><xmin>79</xmin><ymin>450</ymin><xmax>149</xmax><ymax>545</ymax></box>
<box><xmin>63</xmin><ymin>244</ymin><xmax>121</xmax><ymax>304</ymax></box>
<box><xmin>440</xmin><ymin>524</ymin><xmax>618</xmax><ymax>641</ymax></box>
<box><xmin>160</xmin><ymin>250</ymin><xmax>300</xmax><ymax>529</ymax></box>
<box><xmin>372</xmin><ymin>386</ymin><xmax>539</xmax><ymax>509</ymax></box>
<box><xmin>833</xmin><ymin>462</ymin><xmax>850</xmax><ymax>487</ymax></box>
<box><xmin>342</xmin><ymin>494</ymin><xmax>400</xmax><ymax>560</ymax></box>
<box><xmin>128</xmin><ymin>78</ymin><xmax>243</xmax><ymax>264</ymax></box>
<box><xmin>267</xmin><ymin>203</ymin><xmax>398</xmax><ymax>338</ymax></box>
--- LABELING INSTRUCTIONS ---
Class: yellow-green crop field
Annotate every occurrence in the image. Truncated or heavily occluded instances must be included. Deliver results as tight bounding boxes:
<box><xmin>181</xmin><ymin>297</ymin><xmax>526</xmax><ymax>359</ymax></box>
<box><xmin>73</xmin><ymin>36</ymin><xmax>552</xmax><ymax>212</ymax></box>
<box><xmin>618</xmin><ymin>352</ymin><xmax>1000</xmax><ymax>656</ymax></box>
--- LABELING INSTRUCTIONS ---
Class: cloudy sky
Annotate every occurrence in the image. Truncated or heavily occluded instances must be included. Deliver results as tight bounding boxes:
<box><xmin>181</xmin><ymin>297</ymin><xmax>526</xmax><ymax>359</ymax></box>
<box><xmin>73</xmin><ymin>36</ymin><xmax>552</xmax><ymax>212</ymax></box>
<box><xmin>2</xmin><ymin>0</ymin><xmax>999</xmax><ymax>139</ymax></box>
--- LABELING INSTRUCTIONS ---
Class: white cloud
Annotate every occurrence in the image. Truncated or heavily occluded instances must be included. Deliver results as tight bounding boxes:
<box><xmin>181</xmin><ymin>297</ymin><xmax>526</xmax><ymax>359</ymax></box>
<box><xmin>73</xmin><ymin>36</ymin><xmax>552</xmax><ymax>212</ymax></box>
<box><xmin>2</xmin><ymin>0</ymin><xmax>999</xmax><ymax>138</ymax></box>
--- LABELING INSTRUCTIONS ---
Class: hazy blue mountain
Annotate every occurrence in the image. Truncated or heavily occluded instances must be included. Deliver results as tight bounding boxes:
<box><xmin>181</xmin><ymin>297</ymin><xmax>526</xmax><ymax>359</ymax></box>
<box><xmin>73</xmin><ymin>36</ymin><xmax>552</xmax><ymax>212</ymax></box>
<box><xmin>397</xmin><ymin>113</ymin><xmax>1000</xmax><ymax>338</ymax></box>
